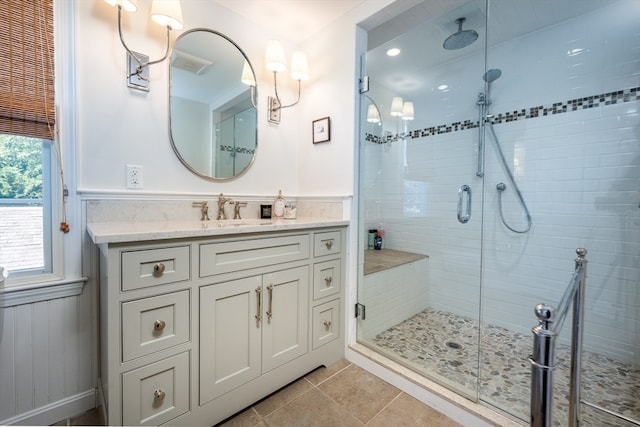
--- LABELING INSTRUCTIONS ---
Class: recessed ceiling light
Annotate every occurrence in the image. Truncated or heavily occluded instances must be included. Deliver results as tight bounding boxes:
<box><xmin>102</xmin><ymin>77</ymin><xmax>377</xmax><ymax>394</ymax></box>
<box><xmin>437</xmin><ymin>84</ymin><xmax>449</xmax><ymax>91</ymax></box>
<box><xmin>567</xmin><ymin>48</ymin><xmax>584</xmax><ymax>56</ymax></box>
<box><xmin>386</xmin><ymin>48</ymin><xmax>400</xmax><ymax>57</ymax></box>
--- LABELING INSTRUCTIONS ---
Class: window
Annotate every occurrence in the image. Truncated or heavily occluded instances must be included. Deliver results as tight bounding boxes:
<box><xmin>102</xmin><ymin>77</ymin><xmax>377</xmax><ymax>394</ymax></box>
<box><xmin>0</xmin><ymin>134</ymin><xmax>53</xmax><ymax>278</ymax></box>
<box><xmin>0</xmin><ymin>0</ymin><xmax>60</xmax><ymax>286</ymax></box>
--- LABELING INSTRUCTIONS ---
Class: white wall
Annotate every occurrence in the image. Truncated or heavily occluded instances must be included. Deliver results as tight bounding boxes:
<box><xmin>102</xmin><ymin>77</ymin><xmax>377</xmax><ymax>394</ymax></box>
<box><xmin>76</xmin><ymin>0</ymin><xmax>395</xmax><ymax>198</ymax></box>
<box><xmin>361</xmin><ymin>0</ymin><xmax>640</xmax><ymax>362</ymax></box>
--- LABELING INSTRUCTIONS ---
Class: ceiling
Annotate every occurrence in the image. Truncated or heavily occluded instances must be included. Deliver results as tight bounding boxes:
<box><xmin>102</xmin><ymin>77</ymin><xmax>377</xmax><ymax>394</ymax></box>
<box><xmin>210</xmin><ymin>0</ymin><xmax>367</xmax><ymax>42</ymax></box>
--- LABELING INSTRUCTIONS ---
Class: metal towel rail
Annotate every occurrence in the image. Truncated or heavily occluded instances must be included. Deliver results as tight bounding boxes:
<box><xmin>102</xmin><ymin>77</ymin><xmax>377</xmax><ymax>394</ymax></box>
<box><xmin>530</xmin><ymin>248</ymin><xmax>587</xmax><ymax>427</ymax></box>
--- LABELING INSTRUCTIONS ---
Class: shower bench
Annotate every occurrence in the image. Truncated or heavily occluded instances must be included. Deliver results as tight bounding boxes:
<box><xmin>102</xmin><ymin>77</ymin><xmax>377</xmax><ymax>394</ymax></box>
<box><xmin>361</xmin><ymin>249</ymin><xmax>429</xmax><ymax>339</ymax></box>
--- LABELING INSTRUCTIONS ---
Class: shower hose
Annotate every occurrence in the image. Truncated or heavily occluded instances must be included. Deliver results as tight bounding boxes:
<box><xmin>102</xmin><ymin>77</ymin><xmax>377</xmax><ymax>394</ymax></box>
<box><xmin>487</xmin><ymin>121</ymin><xmax>532</xmax><ymax>233</ymax></box>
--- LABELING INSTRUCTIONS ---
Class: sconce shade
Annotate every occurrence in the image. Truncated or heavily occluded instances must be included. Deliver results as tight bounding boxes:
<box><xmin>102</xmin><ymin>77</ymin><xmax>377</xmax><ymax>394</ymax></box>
<box><xmin>241</xmin><ymin>61</ymin><xmax>256</xmax><ymax>86</ymax></box>
<box><xmin>265</xmin><ymin>40</ymin><xmax>287</xmax><ymax>73</ymax></box>
<box><xmin>367</xmin><ymin>105</ymin><xmax>380</xmax><ymax>123</ymax></box>
<box><xmin>151</xmin><ymin>0</ymin><xmax>183</xmax><ymax>29</ymax></box>
<box><xmin>402</xmin><ymin>101</ymin><xmax>414</xmax><ymax>120</ymax></box>
<box><xmin>104</xmin><ymin>0</ymin><xmax>138</xmax><ymax>12</ymax></box>
<box><xmin>290</xmin><ymin>51</ymin><xmax>309</xmax><ymax>81</ymax></box>
<box><xmin>390</xmin><ymin>96</ymin><xmax>404</xmax><ymax>117</ymax></box>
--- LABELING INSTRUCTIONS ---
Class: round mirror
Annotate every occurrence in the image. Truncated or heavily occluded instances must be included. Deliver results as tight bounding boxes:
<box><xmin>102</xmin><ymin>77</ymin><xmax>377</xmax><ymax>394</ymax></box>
<box><xmin>169</xmin><ymin>28</ymin><xmax>257</xmax><ymax>180</ymax></box>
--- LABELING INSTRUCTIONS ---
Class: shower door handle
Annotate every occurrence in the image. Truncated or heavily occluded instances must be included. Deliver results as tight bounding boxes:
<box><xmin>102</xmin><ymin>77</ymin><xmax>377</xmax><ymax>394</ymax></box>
<box><xmin>457</xmin><ymin>185</ymin><xmax>472</xmax><ymax>224</ymax></box>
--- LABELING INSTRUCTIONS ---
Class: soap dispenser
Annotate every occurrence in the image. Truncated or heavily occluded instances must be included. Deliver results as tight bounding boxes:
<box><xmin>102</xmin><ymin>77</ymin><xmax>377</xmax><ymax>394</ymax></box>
<box><xmin>273</xmin><ymin>190</ymin><xmax>286</xmax><ymax>219</ymax></box>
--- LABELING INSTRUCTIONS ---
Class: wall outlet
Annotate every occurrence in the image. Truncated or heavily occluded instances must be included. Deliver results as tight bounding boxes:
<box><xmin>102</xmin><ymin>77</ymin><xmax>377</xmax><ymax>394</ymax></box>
<box><xmin>126</xmin><ymin>165</ymin><xmax>143</xmax><ymax>189</ymax></box>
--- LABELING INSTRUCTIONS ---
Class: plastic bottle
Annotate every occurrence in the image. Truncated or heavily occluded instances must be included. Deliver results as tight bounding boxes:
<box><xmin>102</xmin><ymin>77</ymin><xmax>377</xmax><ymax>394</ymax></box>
<box><xmin>368</xmin><ymin>229</ymin><xmax>376</xmax><ymax>249</ymax></box>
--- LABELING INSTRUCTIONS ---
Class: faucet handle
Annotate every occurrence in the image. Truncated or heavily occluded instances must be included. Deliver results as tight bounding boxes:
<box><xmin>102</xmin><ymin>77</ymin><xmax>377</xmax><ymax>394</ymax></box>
<box><xmin>192</xmin><ymin>201</ymin><xmax>209</xmax><ymax>221</ymax></box>
<box><xmin>232</xmin><ymin>201</ymin><xmax>248</xmax><ymax>220</ymax></box>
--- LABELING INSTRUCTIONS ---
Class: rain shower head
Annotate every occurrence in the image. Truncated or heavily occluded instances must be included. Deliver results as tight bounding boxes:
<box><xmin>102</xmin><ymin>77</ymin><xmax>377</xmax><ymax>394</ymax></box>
<box><xmin>483</xmin><ymin>68</ymin><xmax>502</xmax><ymax>83</ymax></box>
<box><xmin>443</xmin><ymin>17</ymin><xmax>478</xmax><ymax>50</ymax></box>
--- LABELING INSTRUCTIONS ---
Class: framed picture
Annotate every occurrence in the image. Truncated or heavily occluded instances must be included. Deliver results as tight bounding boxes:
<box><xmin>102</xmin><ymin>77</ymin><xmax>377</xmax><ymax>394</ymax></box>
<box><xmin>312</xmin><ymin>116</ymin><xmax>331</xmax><ymax>144</ymax></box>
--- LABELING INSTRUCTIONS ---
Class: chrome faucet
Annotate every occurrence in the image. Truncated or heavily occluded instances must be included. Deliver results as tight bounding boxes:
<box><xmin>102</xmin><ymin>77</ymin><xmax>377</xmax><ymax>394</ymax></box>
<box><xmin>232</xmin><ymin>201</ymin><xmax>247</xmax><ymax>220</ymax></box>
<box><xmin>216</xmin><ymin>193</ymin><xmax>233</xmax><ymax>220</ymax></box>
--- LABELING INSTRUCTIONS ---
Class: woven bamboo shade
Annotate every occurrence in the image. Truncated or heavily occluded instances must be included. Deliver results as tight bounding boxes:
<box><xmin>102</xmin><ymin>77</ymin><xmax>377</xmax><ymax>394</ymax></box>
<box><xmin>0</xmin><ymin>0</ymin><xmax>55</xmax><ymax>140</ymax></box>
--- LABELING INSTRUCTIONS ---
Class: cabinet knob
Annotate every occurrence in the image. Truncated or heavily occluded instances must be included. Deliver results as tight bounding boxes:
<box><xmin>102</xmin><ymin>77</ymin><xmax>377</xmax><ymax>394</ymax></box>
<box><xmin>324</xmin><ymin>277</ymin><xmax>333</xmax><ymax>286</ymax></box>
<box><xmin>153</xmin><ymin>389</ymin><xmax>166</xmax><ymax>402</ymax></box>
<box><xmin>153</xmin><ymin>320</ymin><xmax>166</xmax><ymax>332</ymax></box>
<box><xmin>323</xmin><ymin>320</ymin><xmax>332</xmax><ymax>330</ymax></box>
<box><xmin>324</xmin><ymin>240</ymin><xmax>334</xmax><ymax>250</ymax></box>
<box><xmin>153</xmin><ymin>263</ymin><xmax>166</xmax><ymax>276</ymax></box>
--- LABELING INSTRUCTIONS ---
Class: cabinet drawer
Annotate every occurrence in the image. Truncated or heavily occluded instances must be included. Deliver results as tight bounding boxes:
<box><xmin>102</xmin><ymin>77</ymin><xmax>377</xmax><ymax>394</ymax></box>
<box><xmin>199</xmin><ymin>235</ymin><xmax>309</xmax><ymax>277</ymax></box>
<box><xmin>313</xmin><ymin>231</ymin><xmax>341</xmax><ymax>258</ymax></box>
<box><xmin>122</xmin><ymin>352</ymin><xmax>190</xmax><ymax>426</ymax></box>
<box><xmin>121</xmin><ymin>246</ymin><xmax>190</xmax><ymax>291</ymax></box>
<box><xmin>313</xmin><ymin>259</ymin><xmax>341</xmax><ymax>301</ymax></box>
<box><xmin>122</xmin><ymin>290</ymin><xmax>190</xmax><ymax>362</ymax></box>
<box><xmin>312</xmin><ymin>299</ymin><xmax>340</xmax><ymax>349</ymax></box>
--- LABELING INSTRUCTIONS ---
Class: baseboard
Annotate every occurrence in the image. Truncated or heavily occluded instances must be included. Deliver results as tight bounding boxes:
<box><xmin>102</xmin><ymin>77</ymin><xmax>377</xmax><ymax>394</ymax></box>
<box><xmin>0</xmin><ymin>389</ymin><xmax>96</xmax><ymax>426</ymax></box>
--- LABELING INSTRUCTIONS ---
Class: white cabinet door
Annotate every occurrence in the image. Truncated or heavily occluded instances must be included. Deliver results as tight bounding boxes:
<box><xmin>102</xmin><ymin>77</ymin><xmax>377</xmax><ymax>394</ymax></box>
<box><xmin>262</xmin><ymin>266</ymin><xmax>309</xmax><ymax>372</ymax></box>
<box><xmin>200</xmin><ymin>276</ymin><xmax>262</xmax><ymax>405</ymax></box>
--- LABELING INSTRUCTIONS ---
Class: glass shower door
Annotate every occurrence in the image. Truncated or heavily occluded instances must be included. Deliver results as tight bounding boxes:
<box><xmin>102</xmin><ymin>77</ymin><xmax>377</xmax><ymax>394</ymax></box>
<box><xmin>356</xmin><ymin>12</ymin><xmax>487</xmax><ymax>397</ymax></box>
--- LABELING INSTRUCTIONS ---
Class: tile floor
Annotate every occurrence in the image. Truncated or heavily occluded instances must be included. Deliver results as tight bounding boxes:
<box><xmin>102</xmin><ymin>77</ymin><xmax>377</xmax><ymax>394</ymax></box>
<box><xmin>52</xmin><ymin>359</ymin><xmax>462</xmax><ymax>426</ymax></box>
<box><xmin>216</xmin><ymin>359</ymin><xmax>461</xmax><ymax>427</ymax></box>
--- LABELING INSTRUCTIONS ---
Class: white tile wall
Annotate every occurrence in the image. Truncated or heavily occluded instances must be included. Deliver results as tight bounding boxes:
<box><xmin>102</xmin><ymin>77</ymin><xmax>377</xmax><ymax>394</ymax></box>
<box><xmin>358</xmin><ymin>259</ymin><xmax>430</xmax><ymax>340</ymax></box>
<box><xmin>360</xmin><ymin>0</ymin><xmax>639</xmax><ymax>363</ymax></box>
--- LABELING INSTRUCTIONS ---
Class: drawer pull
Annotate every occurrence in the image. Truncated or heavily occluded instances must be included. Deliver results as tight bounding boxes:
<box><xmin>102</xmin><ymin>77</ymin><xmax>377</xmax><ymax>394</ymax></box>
<box><xmin>153</xmin><ymin>389</ymin><xmax>166</xmax><ymax>402</ymax></box>
<box><xmin>324</xmin><ymin>240</ymin><xmax>334</xmax><ymax>250</ymax></box>
<box><xmin>153</xmin><ymin>320</ymin><xmax>166</xmax><ymax>332</ymax></box>
<box><xmin>323</xmin><ymin>320</ymin><xmax>332</xmax><ymax>330</ymax></box>
<box><xmin>324</xmin><ymin>276</ymin><xmax>333</xmax><ymax>286</ymax></box>
<box><xmin>266</xmin><ymin>284</ymin><xmax>274</xmax><ymax>321</ymax></box>
<box><xmin>255</xmin><ymin>287</ymin><xmax>262</xmax><ymax>323</ymax></box>
<box><xmin>153</xmin><ymin>263</ymin><xmax>166</xmax><ymax>276</ymax></box>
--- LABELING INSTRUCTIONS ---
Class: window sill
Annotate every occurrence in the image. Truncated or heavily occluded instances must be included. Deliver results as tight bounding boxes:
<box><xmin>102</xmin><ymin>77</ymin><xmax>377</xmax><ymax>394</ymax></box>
<box><xmin>1</xmin><ymin>276</ymin><xmax>88</xmax><ymax>307</ymax></box>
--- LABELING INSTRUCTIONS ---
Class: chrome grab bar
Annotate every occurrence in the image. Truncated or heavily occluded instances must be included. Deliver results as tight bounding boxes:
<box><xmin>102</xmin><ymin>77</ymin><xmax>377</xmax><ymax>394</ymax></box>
<box><xmin>457</xmin><ymin>185</ymin><xmax>472</xmax><ymax>224</ymax></box>
<box><xmin>530</xmin><ymin>248</ymin><xmax>587</xmax><ymax>427</ymax></box>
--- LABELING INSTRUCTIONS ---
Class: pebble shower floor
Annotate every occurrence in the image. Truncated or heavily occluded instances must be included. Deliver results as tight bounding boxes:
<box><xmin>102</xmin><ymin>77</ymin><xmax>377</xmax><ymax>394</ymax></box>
<box><xmin>367</xmin><ymin>307</ymin><xmax>639</xmax><ymax>426</ymax></box>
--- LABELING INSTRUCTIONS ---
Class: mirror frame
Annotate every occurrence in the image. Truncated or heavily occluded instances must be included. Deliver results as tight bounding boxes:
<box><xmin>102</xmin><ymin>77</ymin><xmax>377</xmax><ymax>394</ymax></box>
<box><xmin>168</xmin><ymin>28</ymin><xmax>258</xmax><ymax>181</ymax></box>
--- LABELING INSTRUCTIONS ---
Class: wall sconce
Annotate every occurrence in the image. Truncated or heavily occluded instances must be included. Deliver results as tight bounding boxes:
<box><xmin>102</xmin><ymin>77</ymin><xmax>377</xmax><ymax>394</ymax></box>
<box><xmin>265</xmin><ymin>40</ymin><xmax>309</xmax><ymax>124</ymax></box>
<box><xmin>401</xmin><ymin>102</ymin><xmax>414</xmax><ymax>120</ymax></box>
<box><xmin>104</xmin><ymin>0</ymin><xmax>183</xmax><ymax>91</ymax></box>
<box><xmin>389</xmin><ymin>97</ymin><xmax>415</xmax><ymax>120</ymax></box>
<box><xmin>390</xmin><ymin>96</ymin><xmax>404</xmax><ymax>117</ymax></box>
<box><xmin>241</xmin><ymin>60</ymin><xmax>257</xmax><ymax>107</ymax></box>
<box><xmin>367</xmin><ymin>104</ymin><xmax>381</xmax><ymax>123</ymax></box>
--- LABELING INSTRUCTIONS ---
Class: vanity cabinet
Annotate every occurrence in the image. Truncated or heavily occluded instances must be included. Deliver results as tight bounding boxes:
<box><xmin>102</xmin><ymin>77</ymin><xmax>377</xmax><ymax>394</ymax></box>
<box><xmin>199</xmin><ymin>266</ymin><xmax>308</xmax><ymax>404</ymax></box>
<box><xmin>93</xmin><ymin>225</ymin><xmax>346</xmax><ymax>426</ymax></box>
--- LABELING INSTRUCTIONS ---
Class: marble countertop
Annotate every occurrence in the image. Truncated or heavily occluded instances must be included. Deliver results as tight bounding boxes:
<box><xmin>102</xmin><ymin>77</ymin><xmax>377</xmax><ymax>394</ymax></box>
<box><xmin>87</xmin><ymin>217</ymin><xmax>349</xmax><ymax>244</ymax></box>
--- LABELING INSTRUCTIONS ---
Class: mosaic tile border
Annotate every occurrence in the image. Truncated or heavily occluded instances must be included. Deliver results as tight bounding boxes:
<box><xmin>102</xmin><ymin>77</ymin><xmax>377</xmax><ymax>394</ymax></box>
<box><xmin>219</xmin><ymin>144</ymin><xmax>255</xmax><ymax>155</ymax></box>
<box><xmin>365</xmin><ymin>86</ymin><xmax>640</xmax><ymax>144</ymax></box>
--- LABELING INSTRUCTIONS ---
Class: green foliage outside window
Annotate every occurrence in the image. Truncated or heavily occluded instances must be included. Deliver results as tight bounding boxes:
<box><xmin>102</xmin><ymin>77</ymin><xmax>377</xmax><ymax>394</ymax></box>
<box><xmin>0</xmin><ymin>134</ymin><xmax>44</xmax><ymax>199</ymax></box>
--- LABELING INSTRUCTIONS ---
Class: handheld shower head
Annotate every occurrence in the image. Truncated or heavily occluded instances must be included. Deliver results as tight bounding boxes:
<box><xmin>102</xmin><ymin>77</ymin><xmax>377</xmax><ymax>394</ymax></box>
<box><xmin>483</xmin><ymin>68</ymin><xmax>502</xmax><ymax>83</ymax></box>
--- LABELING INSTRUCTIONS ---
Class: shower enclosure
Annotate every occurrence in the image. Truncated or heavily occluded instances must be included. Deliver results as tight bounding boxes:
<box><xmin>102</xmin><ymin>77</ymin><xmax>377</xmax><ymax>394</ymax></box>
<box><xmin>357</xmin><ymin>0</ymin><xmax>639</xmax><ymax>425</ymax></box>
